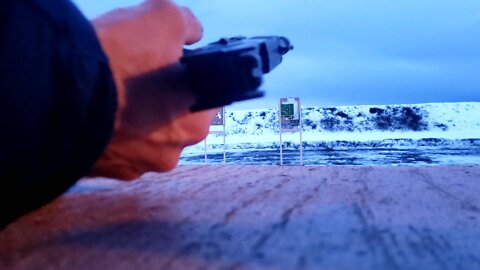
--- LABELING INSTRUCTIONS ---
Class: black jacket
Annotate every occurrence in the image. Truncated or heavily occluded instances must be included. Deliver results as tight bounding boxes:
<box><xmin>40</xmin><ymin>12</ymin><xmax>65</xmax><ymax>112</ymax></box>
<box><xmin>0</xmin><ymin>0</ymin><xmax>117</xmax><ymax>227</ymax></box>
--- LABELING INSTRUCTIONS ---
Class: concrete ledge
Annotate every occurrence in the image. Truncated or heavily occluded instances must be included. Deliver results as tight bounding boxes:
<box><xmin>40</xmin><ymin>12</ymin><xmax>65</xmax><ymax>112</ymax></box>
<box><xmin>1</xmin><ymin>165</ymin><xmax>479</xmax><ymax>269</ymax></box>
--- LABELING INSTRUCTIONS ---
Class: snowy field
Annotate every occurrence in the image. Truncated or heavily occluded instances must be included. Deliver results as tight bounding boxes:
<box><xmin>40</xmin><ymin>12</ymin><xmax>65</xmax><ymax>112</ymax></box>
<box><xmin>180</xmin><ymin>102</ymin><xmax>480</xmax><ymax>166</ymax></box>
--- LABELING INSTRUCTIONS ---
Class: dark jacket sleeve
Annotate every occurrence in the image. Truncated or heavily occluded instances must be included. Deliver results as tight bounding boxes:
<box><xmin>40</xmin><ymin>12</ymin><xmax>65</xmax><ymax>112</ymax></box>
<box><xmin>0</xmin><ymin>0</ymin><xmax>117</xmax><ymax>228</ymax></box>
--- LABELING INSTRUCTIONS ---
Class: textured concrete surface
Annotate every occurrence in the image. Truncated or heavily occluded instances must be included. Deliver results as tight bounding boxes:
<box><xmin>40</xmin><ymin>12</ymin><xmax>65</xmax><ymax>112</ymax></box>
<box><xmin>0</xmin><ymin>165</ymin><xmax>479</xmax><ymax>270</ymax></box>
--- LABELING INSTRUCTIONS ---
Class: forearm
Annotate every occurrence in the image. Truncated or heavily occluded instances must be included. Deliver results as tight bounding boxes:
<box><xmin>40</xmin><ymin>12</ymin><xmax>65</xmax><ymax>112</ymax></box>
<box><xmin>0</xmin><ymin>0</ymin><xmax>117</xmax><ymax>227</ymax></box>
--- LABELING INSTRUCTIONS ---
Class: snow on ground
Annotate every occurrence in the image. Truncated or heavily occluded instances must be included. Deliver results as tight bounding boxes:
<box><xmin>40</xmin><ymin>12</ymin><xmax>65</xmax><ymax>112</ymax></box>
<box><xmin>182</xmin><ymin>102</ymin><xmax>480</xmax><ymax>155</ymax></box>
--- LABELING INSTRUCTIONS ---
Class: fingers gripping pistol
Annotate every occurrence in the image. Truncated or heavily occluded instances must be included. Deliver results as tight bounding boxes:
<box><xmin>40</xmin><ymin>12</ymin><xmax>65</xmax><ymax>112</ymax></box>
<box><xmin>181</xmin><ymin>36</ymin><xmax>293</xmax><ymax>111</ymax></box>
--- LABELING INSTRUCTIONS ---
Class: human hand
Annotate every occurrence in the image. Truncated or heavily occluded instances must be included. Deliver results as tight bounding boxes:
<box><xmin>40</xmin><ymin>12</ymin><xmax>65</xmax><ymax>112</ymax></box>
<box><xmin>90</xmin><ymin>0</ymin><xmax>218</xmax><ymax>180</ymax></box>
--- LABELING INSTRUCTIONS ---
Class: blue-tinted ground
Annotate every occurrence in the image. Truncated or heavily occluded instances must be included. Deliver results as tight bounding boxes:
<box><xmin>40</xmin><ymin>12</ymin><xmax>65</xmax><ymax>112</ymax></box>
<box><xmin>180</xmin><ymin>145</ymin><xmax>480</xmax><ymax>166</ymax></box>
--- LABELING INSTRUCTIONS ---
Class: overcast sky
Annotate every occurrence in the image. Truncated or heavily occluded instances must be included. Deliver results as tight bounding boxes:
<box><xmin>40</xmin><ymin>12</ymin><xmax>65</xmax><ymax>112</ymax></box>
<box><xmin>74</xmin><ymin>0</ymin><xmax>480</xmax><ymax>110</ymax></box>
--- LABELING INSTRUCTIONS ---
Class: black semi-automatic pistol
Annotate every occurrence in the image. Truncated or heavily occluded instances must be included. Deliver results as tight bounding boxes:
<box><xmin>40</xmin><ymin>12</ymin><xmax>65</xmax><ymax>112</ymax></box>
<box><xmin>181</xmin><ymin>36</ymin><xmax>293</xmax><ymax>111</ymax></box>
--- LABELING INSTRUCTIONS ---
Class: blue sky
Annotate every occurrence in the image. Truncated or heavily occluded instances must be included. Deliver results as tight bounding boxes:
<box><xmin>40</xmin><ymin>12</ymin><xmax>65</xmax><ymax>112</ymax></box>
<box><xmin>74</xmin><ymin>0</ymin><xmax>480</xmax><ymax>110</ymax></box>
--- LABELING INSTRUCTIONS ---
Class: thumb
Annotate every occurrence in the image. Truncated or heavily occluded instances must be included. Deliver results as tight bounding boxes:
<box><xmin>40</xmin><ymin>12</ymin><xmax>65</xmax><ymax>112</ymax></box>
<box><xmin>180</xmin><ymin>6</ymin><xmax>203</xmax><ymax>45</ymax></box>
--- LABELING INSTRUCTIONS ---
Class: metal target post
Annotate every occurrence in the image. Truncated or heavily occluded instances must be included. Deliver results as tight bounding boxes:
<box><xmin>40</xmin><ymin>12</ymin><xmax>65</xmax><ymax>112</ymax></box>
<box><xmin>279</xmin><ymin>97</ymin><xmax>303</xmax><ymax>166</ymax></box>
<box><xmin>204</xmin><ymin>107</ymin><xmax>227</xmax><ymax>163</ymax></box>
